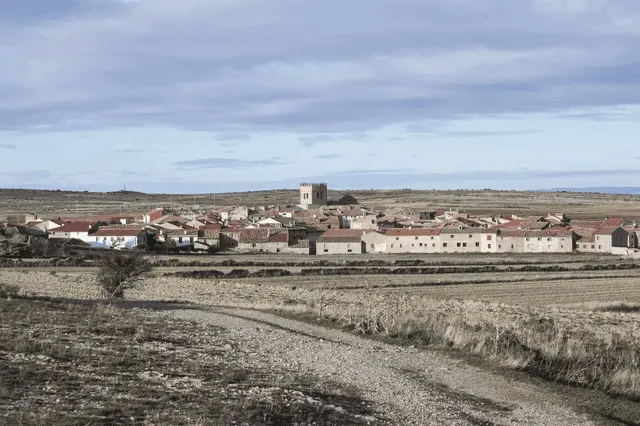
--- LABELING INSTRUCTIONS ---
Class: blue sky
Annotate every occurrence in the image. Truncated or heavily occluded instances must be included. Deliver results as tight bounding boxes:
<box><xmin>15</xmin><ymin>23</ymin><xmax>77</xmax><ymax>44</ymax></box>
<box><xmin>1</xmin><ymin>0</ymin><xmax>640</xmax><ymax>193</ymax></box>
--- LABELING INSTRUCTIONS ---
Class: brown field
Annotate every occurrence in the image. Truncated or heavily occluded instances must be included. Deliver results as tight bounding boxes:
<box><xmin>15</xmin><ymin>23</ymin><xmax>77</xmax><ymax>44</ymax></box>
<box><xmin>3</xmin><ymin>187</ymin><xmax>640</xmax><ymax>220</ymax></box>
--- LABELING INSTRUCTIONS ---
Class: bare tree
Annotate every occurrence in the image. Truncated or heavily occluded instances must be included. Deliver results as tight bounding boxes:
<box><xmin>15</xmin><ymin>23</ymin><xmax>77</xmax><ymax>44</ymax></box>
<box><xmin>96</xmin><ymin>251</ymin><xmax>152</xmax><ymax>299</ymax></box>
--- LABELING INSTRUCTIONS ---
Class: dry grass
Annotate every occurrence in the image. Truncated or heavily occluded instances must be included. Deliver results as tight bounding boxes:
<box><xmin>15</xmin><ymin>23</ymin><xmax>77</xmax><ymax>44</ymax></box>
<box><xmin>0</xmin><ymin>298</ymin><xmax>379</xmax><ymax>425</ymax></box>
<box><xmin>4</xmin><ymin>268</ymin><xmax>640</xmax><ymax>400</ymax></box>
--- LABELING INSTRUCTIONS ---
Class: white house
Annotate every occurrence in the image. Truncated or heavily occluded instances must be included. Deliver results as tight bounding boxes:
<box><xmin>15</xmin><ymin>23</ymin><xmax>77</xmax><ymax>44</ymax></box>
<box><xmin>88</xmin><ymin>228</ymin><xmax>147</xmax><ymax>249</ymax></box>
<box><xmin>316</xmin><ymin>229</ymin><xmax>365</xmax><ymax>255</ymax></box>
<box><xmin>48</xmin><ymin>222</ymin><xmax>93</xmax><ymax>242</ymax></box>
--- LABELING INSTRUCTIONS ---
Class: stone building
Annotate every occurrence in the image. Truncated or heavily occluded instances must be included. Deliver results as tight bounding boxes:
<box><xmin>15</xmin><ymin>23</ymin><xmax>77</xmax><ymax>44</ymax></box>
<box><xmin>300</xmin><ymin>183</ymin><xmax>328</xmax><ymax>209</ymax></box>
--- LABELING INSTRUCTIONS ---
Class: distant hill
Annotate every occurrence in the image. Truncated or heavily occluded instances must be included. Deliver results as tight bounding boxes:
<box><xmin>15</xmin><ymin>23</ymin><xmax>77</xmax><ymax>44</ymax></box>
<box><xmin>541</xmin><ymin>187</ymin><xmax>640</xmax><ymax>195</ymax></box>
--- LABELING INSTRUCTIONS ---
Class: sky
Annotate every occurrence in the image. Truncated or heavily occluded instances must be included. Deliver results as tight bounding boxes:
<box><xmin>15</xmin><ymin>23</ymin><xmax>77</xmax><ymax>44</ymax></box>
<box><xmin>1</xmin><ymin>0</ymin><xmax>640</xmax><ymax>193</ymax></box>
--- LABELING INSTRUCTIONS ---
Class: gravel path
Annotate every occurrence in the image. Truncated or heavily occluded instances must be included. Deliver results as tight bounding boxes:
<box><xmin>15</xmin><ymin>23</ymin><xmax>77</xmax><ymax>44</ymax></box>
<box><xmin>173</xmin><ymin>307</ymin><xmax>600</xmax><ymax>426</ymax></box>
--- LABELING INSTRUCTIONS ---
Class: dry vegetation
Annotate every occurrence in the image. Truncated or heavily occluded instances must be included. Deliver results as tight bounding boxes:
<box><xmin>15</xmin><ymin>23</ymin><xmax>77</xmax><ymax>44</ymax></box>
<box><xmin>0</xmin><ymin>297</ymin><xmax>380</xmax><ymax>425</ymax></box>
<box><xmin>3</xmin><ymin>188</ymin><xmax>640</xmax><ymax>220</ymax></box>
<box><xmin>3</xmin><ymin>258</ymin><xmax>640</xmax><ymax>401</ymax></box>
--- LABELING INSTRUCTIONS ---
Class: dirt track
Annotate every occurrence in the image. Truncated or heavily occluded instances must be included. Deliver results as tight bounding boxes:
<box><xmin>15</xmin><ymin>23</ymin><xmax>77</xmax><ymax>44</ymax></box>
<box><xmin>172</xmin><ymin>306</ymin><xmax>633</xmax><ymax>426</ymax></box>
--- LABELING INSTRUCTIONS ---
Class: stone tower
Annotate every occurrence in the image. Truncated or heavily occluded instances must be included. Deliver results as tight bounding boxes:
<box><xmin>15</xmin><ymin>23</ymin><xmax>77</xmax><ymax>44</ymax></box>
<box><xmin>300</xmin><ymin>183</ymin><xmax>328</xmax><ymax>209</ymax></box>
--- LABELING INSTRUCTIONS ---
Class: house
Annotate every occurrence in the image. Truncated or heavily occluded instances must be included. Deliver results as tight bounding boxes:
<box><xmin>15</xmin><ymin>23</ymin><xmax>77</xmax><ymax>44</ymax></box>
<box><xmin>26</xmin><ymin>219</ymin><xmax>62</xmax><ymax>233</ymax></box>
<box><xmin>361</xmin><ymin>230</ymin><xmax>387</xmax><ymax>253</ymax></box>
<box><xmin>349</xmin><ymin>214</ymin><xmax>378</xmax><ymax>230</ymax></box>
<box><xmin>195</xmin><ymin>229</ymin><xmax>220</xmax><ymax>252</ymax></box>
<box><xmin>338</xmin><ymin>208</ymin><xmax>367</xmax><ymax>229</ymax></box>
<box><xmin>382</xmin><ymin>228</ymin><xmax>441</xmax><ymax>254</ymax></box>
<box><xmin>143</xmin><ymin>208</ymin><xmax>164</xmax><ymax>224</ymax></box>
<box><xmin>48</xmin><ymin>222</ymin><xmax>93</xmax><ymax>242</ymax></box>
<box><xmin>88</xmin><ymin>228</ymin><xmax>147</xmax><ymax>249</ymax></box>
<box><xmin>256</xmin><ymin>217</ymin><xmax>283</xmax><ymax>228</ymax></box>
<box><xmin>624</xmin><ymin>225</ymin><xmax>639</xmax><ymax>248</ymax></box>
<box><xmin>229</xmin><ymin>206</ymin><xmax>249</xmax><ymax>221</ymax></box>
<box><xmin>162</xmin><ymin>229</ymin><xmax>199</xmax><ymax>248</ymax></box>
<box><xmin>439</xmin><ymin>228</ymin><xmax>497</xmax><ymax>253</ymax></box>
<box><xmin>522</xmin><ymin>229</ymin><xmax>573</xmax><ymax>253</ymax></box>
<box><xmin>6</xmin><ymin>213</ymin><xmax>37</xmax><ymax>226</ymax></box>
<box><xmin>237</xmin><ymin>228</ymin><xmax>289</xmax><ymax>253</ymax></box>
<box><xmin>576</xmin><ymin>227</ymin><xmax>629</xmax><ymax>253</ymax></box>
<box><xmin>315</xmin><ymin>229</ymin><xmax>365</xmax><ymax>255</ymax></box>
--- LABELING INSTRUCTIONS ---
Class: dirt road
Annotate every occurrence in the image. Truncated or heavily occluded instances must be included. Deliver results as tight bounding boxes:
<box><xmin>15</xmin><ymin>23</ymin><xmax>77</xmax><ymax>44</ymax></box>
<box><xmin>172</xmin><ymin>306</ymin><xmax>627</xmax><ymax>426</ymax></box>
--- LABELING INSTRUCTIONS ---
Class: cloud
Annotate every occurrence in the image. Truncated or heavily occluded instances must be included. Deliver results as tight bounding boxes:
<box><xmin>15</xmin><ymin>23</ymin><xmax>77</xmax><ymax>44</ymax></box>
<box><xmin>0</xmin><ymin>143</ymin><xmax>16</xmax><ymax>149</ymax></box>
<box><xmin>1</xmin><ymin>0</ymin><xmax>639</xmax><ymax>134</ymax></box>
<box><xmin>315</xmin><ymin>154</ymin><xmax>344</xmax><ymax>160</ymax></box>
<box><xmin>173</xmin><ymin>157</ymin><xmax>289</xmax><ymax>170</ymax></box>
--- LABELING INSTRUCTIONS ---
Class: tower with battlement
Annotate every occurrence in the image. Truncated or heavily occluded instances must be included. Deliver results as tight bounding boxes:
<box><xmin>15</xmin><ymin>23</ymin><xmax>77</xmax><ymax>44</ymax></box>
<box><xmin>300</xmin><ymin>183</ymin><xmax>328</xmax><ymax>209</ymax></box>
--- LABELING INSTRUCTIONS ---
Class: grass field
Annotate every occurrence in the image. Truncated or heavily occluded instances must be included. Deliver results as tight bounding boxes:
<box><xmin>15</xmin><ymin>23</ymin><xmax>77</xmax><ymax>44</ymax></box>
<box><xmin>3</xmin><ymin>251</ymin><xmax>640</xmax><ymax>401</ymax></box>
<box><xmin>3</xmin><ymin>188</ymin><xmax>640</xmax><ymax>220</ymax></box>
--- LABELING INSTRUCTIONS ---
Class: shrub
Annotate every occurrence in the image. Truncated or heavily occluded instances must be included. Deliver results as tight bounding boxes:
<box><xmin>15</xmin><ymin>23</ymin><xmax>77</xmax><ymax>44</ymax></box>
<box><xmin>0</xmin><ymin>282</ymin><xmax>19</xmax><ymax>299</ymax></box>
<box><xmin>95</xmin><ymin>251</ymin><xmax>152</xmax><ymax>299</ymax></box>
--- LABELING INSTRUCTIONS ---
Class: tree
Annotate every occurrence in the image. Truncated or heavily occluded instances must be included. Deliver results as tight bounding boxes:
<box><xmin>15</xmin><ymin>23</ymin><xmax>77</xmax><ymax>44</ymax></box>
<box><xmin>96</xmin><ymin>251</ymin><xmax>152</xmax><ymax>299</ymax></box>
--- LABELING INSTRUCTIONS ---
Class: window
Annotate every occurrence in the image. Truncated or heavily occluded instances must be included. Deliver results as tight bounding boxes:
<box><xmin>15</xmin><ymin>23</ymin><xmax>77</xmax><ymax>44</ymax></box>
<box><xmin>252</xmin><ymin>243</ymin><xmax>256</xmax><ymax>248</ymax></box>
<box><xmin>419</xmin><ymin>243</ymin><xmax>423</xmax><ymax>247</ymax></box>
<box><xmin>526</xmin><ymin>237</ymin><xmax>530</xmax><ymax>241</ymax></box>
<box><xmin>415</xmin><ymin>236</ymin><xmax>419</xmax><ymax>240</ymax></box>
<box><xmin>498</xmin><ymin>244</ymin><xmax>502</xmax><ymax>249</ymax></box>
<box><xmin>411</xmin><ymin>244</ymin><xmax>414</xmax><ymax>247</ymax></box>
<box><xmin>475</xmin><ymin>242</ymin><xmax>480</xmax><ymax>247</ymax></box>
<box><xmin>347</xmin><ymin>249</ymin><xmax>353</xmax><ymax>253</ymax></box>
<box><xmin>391</xmin><ymin>244</ymin><xmax>394</xmax><ymax>248</ymax></box>
<box><xmin>462</xmin><ymin>242</ymin><xmax>467</xmax><ymax>247</ymax></box>
<box><xmin>488</xmin><ymin>244</ymin><xmax>492</xmax><ymax>249</ymax></box>
<box><xmin>547</xmin><ymin>238</ymin><xmax>552</xmax><ymax>241</ymax></box>
<box><xmin>510</xmin><ymin>244</ymin><xmax>514</xmax><ymax>249</ymax></box>
<box><xmin>469</xmin><ymin>235</ymin><xmax>472</xmax><ymax>238</ymax></box>
<box><xmin>432</xmin><ymin>243</ymin><xmax>436</xmax><ymax>247</ymax></box>
<box><xmin>547</xmin><ymin>245</ymin><xmax>551</xmax><ymax>249</ymax></box>
<box><xmin>591</xmin><ymin>245</ymin><xmax>595</xmax><ymax>249</ymax></box>
<box><xmin>400</xmin><ymin>244</ymin><xmax>403</xmax><ymax>248</ymax></box>
<box><xmin>371</xmin><ymin>244</ymin><xmax>375</xmax><ymax>249</ymax></box>
<box><xmin>583</xmin><ymin>244</ymin><xmax>587</xmax><ymax>248</ymax></box>
<box><xmin>431</xmin><ymin>236</ymin><xmax>434</xmax><ymax>240</ymax></box>
<box><xmin>450</xmin><ymin>235</ymin><xmax>454</xmax><ymax>239</ymax></box>
<box><xmin>396</xmin><ymin>237</ymin><xmax>399</xmax><ymax>240</ymax></box>
<box><xmin>599</xmin><ymin>245</ymin><xmax>602</xmax><ymax>249</ymax></box>
<box><xmin>324</xmin><ymin>249</ymin><xmax>329</xmax><ymax>253</ymax></box>
<box><xmin>178</xmin><ymin>237</ymin><xmax>183</xmax><ymax>243</ymax></box>
<box><xmin>538</xmin><ymin>238</ymin><xmax>541</xmax><ymax>241</ymax></box>
<box><xmin>456</xmin><ymin>242</ymin><xmax>461</xmax><ymax>247</ymax></box>
<box><xmin>371</xmin><ymin>220</ymin><xmax>375</xmax><ymax>224</ymax></box>
<box><xmin>443</xmin><ymin>243</ymin><xmax>448</xmax><ymax>247</ymax></box>
<box><xmin>487</xmin><ymin>235</ymin><xmax>492</xmax><ymax>241</ymax></box>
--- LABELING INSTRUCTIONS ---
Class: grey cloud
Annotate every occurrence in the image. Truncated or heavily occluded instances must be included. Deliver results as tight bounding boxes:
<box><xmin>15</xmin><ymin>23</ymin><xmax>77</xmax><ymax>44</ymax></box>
<box><xmin>173</xmin><ymin>157</ymin><xmax>289</xmax><ymax>170</ymax></box>
<box><xmin>299</xmin><ymin>135</ymin><xmax>336</xmax><ymax>147</ymax></box>
<box><xmin>1</xmin><ymin>0</ymin><xmax>640</xmax><ymax>133</ymax></box>
<box><xmin>0</xmin><ymin>144</ymin><xmax>16</xmax><ymax>149</ymax></box>
<box><xmin>315</xmin><ymin>154</ymin><xmax>345</xmax><ymax>160</ymax></box>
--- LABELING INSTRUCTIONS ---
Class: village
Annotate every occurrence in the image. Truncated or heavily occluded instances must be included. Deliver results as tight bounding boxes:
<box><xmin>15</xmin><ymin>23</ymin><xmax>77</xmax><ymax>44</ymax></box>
<box><xmin>1</xmin><ymin>183</ymin><xmax>640</xmax><ymax>257</ymax></box>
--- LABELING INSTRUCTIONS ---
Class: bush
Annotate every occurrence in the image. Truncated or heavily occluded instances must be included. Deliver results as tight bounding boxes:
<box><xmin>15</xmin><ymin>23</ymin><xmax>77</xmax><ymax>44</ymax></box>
<box><xmin>95</xmin><ymin>251</ymin><xmax>152</xmax><ymax>299</ymax></box>
<box><xmin>0</xmin><ymin>283</ymin><xmax>19</xmax><ymax>299</ymax></box>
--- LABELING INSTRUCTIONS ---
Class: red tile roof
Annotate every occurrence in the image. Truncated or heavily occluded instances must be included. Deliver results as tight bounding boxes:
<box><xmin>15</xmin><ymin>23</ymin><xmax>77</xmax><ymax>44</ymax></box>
<box><xmin>317</xmin><ymin>229</ymin><xmax>365</xmax><ymax>243</ymax></box>
<box><xmin>49</xmin><ymin>222</ymin><xmax>92</xmax><ymax>233</ymax></box>
<box><xmin>382</xmin><ymin>228</ymin><xmax>441</xmax><ymax>237</ymax></box>
<box><xmin>239</xmin><ymin>228</ymin><xmax>270</xmax><ymax>244</ymax></box>
<box><xmin>595</xmin><ymin>226</ymin><xmax>624</xmax><ymax>236</ymax></box>
<box><xmin>269</xmin><ymin>230</ymin><xmax>289</xmax><ymax>243</ymax></box>
<box><xmin>90</xmin><ymin>229</ymin><xmax>144</xmax><ymax>237</ymax></box>
<box><xmin>598</xmin><ymin>218</ymin><xmax>624</xmax><ymax>229</ymax></box>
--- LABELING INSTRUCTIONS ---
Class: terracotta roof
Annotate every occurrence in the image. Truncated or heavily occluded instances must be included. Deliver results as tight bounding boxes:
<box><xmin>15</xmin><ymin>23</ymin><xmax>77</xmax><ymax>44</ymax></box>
<box><xmin>239</xmin><ymin>228</ymin><xmax>270</xmax><ymax>244</ymax></box>
<box><xmin>570</xmin><ymin>226</ymin><xmax>597</xmax><ymax>237</ymax></box>
<box><xmin>570</xmin><ymin>221</ymin><xmax>601</xmax><ymax>229</ymax></box>
<box><xmin>579</xmin><ymin>236</ymin><xmax>596</xmax><ymax>243</ymax></box>
<box><xmin>523</xmin><ymin>221</ymin><xmax>549</xmax><ymax>230</ymax></box>
<box><xmin>317</xmin><ymin>229</ymin><xmax>365</xmax><ymax>243</ymax></box>
<box><xmin>598</xmin><ymin>218</ymin><xmax>624</xmax><ymax>229</ymax></box>
<box><xmin>495</xmin><ymin>219</ymin><xmax>523</xmax><ymax>229</ymax></box>
<box><xmin>498</xmin><ymin>230</ymin><xmax>527</xmax><ymax>238</ymax></box>
<box><xmin>49</xmin><ymin>222</ymin><xmax>92</xmax><ymax>233</ymax></box>
<box><xmin>382</xmin><ymin>228</ymin><xmax>441</xmax><ymax>237</ymax></box>
<box><xmin>24</xmin><ymin>220</ymin><xmax>43</xmax><ymax>228</ymax></box>
<box><xmin>200</xmin><ymin>229</ymin><xmax>220</xmax><ymax>239</ymax></box>
<box><xmin>269</xmin><ymin>230</ymin><xmax>289</xmax><ymax>243</ymax></box>
<box><xmin>440</xmin><ymin>228</ymin><xmax>496</xmax><ymax>234</ymax></box>
<box><xmin>595</xmin><ymin>226</ymin><xmax>625</xmax><ymax>236</ymax></box>
<box><xmin>90</xmin><ymin>229</ymin><xmax>144</xmax><ymax>237</ymax></box>
<box><xmin>524</xmin><ymin>229</ymin><xmax>572</xmax><ymax>237</ymax></box>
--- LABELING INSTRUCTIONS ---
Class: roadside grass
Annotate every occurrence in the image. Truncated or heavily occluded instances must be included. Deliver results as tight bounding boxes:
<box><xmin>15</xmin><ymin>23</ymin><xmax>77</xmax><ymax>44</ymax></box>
<box><xmin>0</xmin><ymin>298</ymin><xmax>380</xmax><ymax>425</ymax></box>
<box><xmin>279</xmin><ymin>292</ymin><xmax>640</xmax><ymax>401</ymax></box>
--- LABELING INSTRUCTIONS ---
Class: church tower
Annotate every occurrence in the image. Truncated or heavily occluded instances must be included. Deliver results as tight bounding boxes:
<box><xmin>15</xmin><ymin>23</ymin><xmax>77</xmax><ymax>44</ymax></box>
<box><xmin>300</xmin><ymin>183</ymin><xmax>328</xmax><ymax>209</ymax></box>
